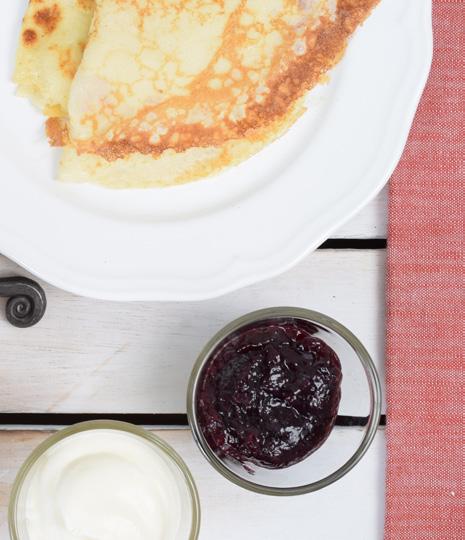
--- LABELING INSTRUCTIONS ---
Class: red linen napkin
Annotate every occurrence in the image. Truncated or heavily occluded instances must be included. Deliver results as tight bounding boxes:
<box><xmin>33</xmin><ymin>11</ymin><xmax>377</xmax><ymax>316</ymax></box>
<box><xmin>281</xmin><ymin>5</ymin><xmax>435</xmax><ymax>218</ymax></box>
<box><xmin>385</xmin><ymin>1</ymin><xmax>464</xmax><ymax>539</ymax></box>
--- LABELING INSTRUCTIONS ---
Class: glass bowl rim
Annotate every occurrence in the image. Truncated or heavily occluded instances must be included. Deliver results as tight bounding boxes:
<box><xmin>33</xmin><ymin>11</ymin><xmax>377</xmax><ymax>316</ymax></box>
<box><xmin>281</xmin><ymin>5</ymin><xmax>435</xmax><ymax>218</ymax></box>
<box><xmin>187</xmin><ymin>307</ymin><xmax>382</xmax><ymax>496</ymax></box>
<box><xmin>8</xmin><ymin>420</ymin><xmax>201</xmax><ymax>540</ymax></box>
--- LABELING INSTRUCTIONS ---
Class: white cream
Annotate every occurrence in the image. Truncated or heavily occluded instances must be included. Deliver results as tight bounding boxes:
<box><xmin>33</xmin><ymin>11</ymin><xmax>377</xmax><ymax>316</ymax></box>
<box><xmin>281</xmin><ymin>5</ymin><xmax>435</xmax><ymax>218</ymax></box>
<box><xmin>17</xmin><ymin>429</ymin><xmax>192</xmax><ymax>540</ymax></box>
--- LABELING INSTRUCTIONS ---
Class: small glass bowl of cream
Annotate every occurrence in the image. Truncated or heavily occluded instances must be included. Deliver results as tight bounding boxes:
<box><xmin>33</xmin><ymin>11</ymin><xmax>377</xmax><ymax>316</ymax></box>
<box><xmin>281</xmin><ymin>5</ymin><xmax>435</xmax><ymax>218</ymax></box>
<box><xmin>9</xmin><ymin>420</ymin><xmax>200</xmax><ymax>540</ymax></box>
<box><xmin>187</xmin><ymin>307</ymin><xmax>382</xmax><ymax>496</ymax></box>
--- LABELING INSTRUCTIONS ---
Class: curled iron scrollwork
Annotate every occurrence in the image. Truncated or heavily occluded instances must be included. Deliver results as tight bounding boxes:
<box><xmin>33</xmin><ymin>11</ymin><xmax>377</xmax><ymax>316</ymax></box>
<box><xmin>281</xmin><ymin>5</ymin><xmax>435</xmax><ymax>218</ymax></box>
<box><xmin>0</xmin><ymin>277</ymin><xmax>47</xmax><ymax>328</ymax></box>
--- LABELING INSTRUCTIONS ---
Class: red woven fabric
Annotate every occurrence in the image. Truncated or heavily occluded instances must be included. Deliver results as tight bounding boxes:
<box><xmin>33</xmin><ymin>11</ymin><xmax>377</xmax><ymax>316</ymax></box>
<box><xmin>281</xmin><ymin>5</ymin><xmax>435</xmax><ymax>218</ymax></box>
<box><xmin>385</xmin><ymin>1</ymin><xmax>464</xmax><ymax>539</ymax></box>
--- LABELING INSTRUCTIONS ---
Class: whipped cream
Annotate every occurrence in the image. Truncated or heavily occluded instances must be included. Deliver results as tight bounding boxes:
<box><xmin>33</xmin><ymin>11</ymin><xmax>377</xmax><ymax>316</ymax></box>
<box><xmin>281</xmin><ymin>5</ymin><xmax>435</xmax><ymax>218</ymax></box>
<box><xmin>17</xmin><ymin>429</ymin><xmax>192</xmax><ymax>540</ymax></box>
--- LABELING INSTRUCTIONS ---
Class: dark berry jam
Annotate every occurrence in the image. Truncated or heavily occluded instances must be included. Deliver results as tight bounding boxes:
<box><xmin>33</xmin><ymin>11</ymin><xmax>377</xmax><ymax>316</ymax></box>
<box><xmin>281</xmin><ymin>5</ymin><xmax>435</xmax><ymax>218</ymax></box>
<box><xmin>196</xmin><ymin>318</ymin><xmax>342</xmax><ymax>470</ymax></box>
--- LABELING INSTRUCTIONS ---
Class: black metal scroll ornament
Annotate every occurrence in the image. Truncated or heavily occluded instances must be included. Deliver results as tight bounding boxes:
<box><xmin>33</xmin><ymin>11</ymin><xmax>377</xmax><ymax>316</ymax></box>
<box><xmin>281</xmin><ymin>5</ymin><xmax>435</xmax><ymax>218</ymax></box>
<box><xmin>0</xmin><ymin>277</ymin><xmax>47</xmax><ymax>328</ymax></box>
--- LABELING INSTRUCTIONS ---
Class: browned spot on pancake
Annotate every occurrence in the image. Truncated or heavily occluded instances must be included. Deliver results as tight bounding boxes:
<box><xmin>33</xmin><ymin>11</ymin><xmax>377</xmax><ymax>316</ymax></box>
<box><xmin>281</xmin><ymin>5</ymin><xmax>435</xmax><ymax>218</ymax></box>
<box><xmin>73</xmin><ymin>0</ymin><xmax>379</xmax><ymax>162</ymax></box>
<box><xmin>77</xmin><ymin>0</ymin><xmax>94</xmax><ymax>10</ymax></box>
<box><xmin>46</xmin><ymin>117</ymin><xmax>69</xmax><ymax>146</ymax></box>
<box><xmin>58</xmin><ymin>48</ymin><xmax>78</xmax><ymax>79</ymax></box>
<box><xmin>34</xmin><ymin>4</ymin><xmax>61</xmax><ymax>34</ymax></box>
<box><xmin>22</xmin><ymin>28</ymin><xmax>37</xmax><ymax>46</ymax></box>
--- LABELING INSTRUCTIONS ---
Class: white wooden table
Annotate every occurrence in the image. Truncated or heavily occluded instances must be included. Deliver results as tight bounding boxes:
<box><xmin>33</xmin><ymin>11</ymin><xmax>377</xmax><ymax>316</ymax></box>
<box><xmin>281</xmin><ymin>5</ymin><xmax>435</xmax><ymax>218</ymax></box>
<box><xmin>0</xmin><ymin>188</ymin><xmax>388</xmax><ymax>540</ymax></box>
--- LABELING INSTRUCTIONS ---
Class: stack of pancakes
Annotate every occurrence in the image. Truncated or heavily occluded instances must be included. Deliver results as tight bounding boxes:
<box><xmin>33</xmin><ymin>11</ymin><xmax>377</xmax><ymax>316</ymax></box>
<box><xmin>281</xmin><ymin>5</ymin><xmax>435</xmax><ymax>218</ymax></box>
<box><xmin>15</xmin><ymin>0</ymin><xmax>378</xmax><ymax>188</ymax></box>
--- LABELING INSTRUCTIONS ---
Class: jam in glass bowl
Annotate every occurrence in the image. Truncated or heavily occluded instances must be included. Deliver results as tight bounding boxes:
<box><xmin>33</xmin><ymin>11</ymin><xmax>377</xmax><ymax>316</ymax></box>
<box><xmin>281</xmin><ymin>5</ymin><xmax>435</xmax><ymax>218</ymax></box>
<box><xmin>187</xmin><ymin>308</ymin><xmax>381</xmax><ymax>496</ymax></box>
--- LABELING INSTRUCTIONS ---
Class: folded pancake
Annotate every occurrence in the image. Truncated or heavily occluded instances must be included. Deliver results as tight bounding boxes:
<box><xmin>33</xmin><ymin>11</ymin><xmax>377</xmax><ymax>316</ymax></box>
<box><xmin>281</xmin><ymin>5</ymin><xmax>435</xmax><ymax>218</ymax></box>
<box><xmin>58</xmin><ymin>98</ymin><xmax>306</xmax><ymax>187</ymax></box>
<box><xmin>14</xmin><ymin>0</ymin><xmax>94</xmax><ymax>117</ymax></box>
<box><xmin>16</xmin><ymin>0</ymin><xmax>379</xmax><ymax>187</ymax></box>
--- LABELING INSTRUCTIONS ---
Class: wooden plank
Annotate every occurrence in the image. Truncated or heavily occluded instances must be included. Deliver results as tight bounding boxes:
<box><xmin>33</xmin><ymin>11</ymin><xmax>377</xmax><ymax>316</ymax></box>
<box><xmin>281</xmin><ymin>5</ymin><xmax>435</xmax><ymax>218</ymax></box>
<box><xmin>0</xmin><ymin>428</ymin><xmax>385</xmax><ymax>540</ymax></box>
<box><xmin>0</xmin><ymin>250</ymin><xmax>386</xmax><ymax>416</ymax></box>
<box><xmin>332</xmin><ymin>188</ymin><xmax>387</xmax><ymax>239</ymax></box>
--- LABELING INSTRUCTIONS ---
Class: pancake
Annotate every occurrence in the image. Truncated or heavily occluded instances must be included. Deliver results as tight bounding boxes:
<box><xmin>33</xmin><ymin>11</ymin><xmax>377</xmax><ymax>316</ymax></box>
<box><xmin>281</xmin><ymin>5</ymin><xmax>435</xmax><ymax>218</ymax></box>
<box><xmin>15</xmin><ymin>0</ymin><xmax>379</xmax><ymax>188</ymax></box>
<box><xmin>14</xmin><ymin>0</ymin><xmax>94</xmax><ymax>117</ymax></box>
<box><xmin>58</xmin><ymin>97</ymin><xmax>306</xmax><ymax>187</ymax></box>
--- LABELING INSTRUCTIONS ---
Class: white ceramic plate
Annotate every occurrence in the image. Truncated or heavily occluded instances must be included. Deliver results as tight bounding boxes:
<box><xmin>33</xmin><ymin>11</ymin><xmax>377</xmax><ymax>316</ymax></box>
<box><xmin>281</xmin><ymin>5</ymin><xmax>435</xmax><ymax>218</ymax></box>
<box><xmin>0</xmin><ymin>0</ymin><xmax>432</xmax><ymax>301</ymax></box>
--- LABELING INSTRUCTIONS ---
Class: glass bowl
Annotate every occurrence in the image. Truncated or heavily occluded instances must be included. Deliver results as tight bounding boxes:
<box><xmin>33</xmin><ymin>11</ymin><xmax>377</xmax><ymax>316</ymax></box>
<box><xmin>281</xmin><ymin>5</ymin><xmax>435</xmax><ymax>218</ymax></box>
<box><xmin>187</xmin><ymin>307</ymin><xmax>382</xmax><ymax>496</ymax></box>
<box><xmin>9</xmin><ymin>420</ymin><xmax>201</xmax><ymax>540</ymax></box>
